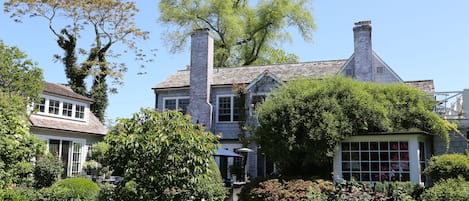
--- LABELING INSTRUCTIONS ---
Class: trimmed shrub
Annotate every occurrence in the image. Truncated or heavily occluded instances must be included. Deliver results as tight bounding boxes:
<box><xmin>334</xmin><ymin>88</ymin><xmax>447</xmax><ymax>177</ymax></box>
<box><xmin>239</xmin><ymin>178</ymin><xmax>328</xmax><ymax>201</ymax></box>
<box><xmin>422</xmin><ymin>177</ymin><xmax>469</xmax><ymax>201</ymax></box>
<box><xmin>193</xmin><ymin>158</ymin><xmax>227</xmax><ymax>200</ymax></box>
<box><xmin>423</xmin><ymin>153</ymin><xmax>469</xmax><ymax>182</ymax></box>
<box><xmin>33</xmin><ymin>153</ymin><xmax>63</xmax><ymax>188</ymax></box>
<box><xmin>43</xmin><ymin>177</ymin><xmax>99</xmax><ymax>200</ymax></box>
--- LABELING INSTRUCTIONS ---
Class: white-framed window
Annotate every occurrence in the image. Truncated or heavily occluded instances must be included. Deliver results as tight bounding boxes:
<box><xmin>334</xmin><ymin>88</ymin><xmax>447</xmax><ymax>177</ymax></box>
<box><xmin>75</xmin><ymin>105</ymin><xmax>85</xmax><ymax>119</ymax></box>
<box><xmin>33</xmin><ymin>95</ymin><xmax>87</xmax><ymax>121</ymax></box>
<box><xmin>217</xmin><ymin>95</ymin><xmax>240</xmax><ymax>122</ymax></box>
<box><xmin>341</xmin><ymin>141</ymin><xmax>411</xmax><ymax>182</ymax></box>
<box><xmin>48</xmin><ymin>99</ymin><xmax>60</xmax><ymax>115</ymax></box>
<box><xmin>34</xmin><ymin>98</ymin><xmax>45</xmax><ymax>112</ymax></box>
<box><xmin>62</xmin><ymin>102</ymin><xmax>73</xmax><ymax>117</ymax></box>
<box><xmin>163</xmin><ymin>97</ymin><xmax>190</xmax><ymax>114</ymax></box>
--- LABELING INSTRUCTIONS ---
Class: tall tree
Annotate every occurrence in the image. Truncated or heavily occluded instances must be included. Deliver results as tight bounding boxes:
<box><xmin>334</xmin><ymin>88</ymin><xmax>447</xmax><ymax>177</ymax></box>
<box><xmin>0</xmin><ymin>41</ymin><xmax>45</xmax><ymax>188</ymax></box>
<box><xmin>159</xmin><ymin>0</ymin><xmax>315</xmax><ymax>67</ymax></box>
<box><xmin>255</xmin><ymin>76</ymin><xmax>458</xmax><ymax>178</ymax></box>
<box><xmin>4</xmin><ymin>0</ymin><xmax>152</xmax><ymax>122</ymax></box>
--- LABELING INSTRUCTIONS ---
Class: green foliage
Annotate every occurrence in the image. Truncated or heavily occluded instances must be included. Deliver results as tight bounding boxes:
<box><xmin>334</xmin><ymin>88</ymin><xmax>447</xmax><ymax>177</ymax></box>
<box><xmin>159</xmin><ymin>0</ymin><xmax>315</xmax><ymax>67</ymax></box>
<box><xmin>423</xmin><ymin>153</ymin><xmax>469</xmax><ymax>182</ymax></box>
<box><xmin>422</xmin><ymin>177</ymin><xmax>469</xmax><ymax>201</ymax></box>
<box><xmin>192</xmin><ymin>158</ymin><xmax>227</xmax><ymax>201</ymax></box>
<box><xmin>4</xmin><ymin>0</ymin><xmax>152</xmax><ymax>122</ymax></box>
<box><xmin>374</xmin><ymin>181</ymin><xmax>423</xmax><ymax>201</ymax></box>
<box><xmin>33</xmin><ymin>153</ymin><xmax>63</xmax><ymax>189</ymax></box>
<box><xmin>255</xmin><ymin>76</ymin><xmax>457</xmax><ymax>177</ymax></box>
<box><xmin>0</xmin><ymin>187</ymin><xmax>38</xmax><ymax>201</ymax></box>
<box><xmin>0</xmin><ymin>40</ymin><xmax>44</xmax><ymax>104</ymax></box>
<box><xmin>41</xmin><ymin>178</ymin><xmax>99</xmax><ymax>201</ymax></box>
<box><xmin>97</xmin><ymin>183</ymin><xmax>116</xmax><ymax>201</ymax></box>
<box><xmin>100</xmin><ymin>109</ymin><xmax>221</xmax><ymax>200</ymax></box>
<box><xmin>239</xmin><ymin>178</ymin><xmax>331</xmax><ymax>201</ymax></box>
<box><xmin>0</xmin><ymin>41</ymin><xmax>45</xmax><ymax>189</ymax></box>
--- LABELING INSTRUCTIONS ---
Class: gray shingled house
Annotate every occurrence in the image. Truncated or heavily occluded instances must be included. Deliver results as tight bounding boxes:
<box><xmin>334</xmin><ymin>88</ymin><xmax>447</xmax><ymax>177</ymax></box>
<box><xmin>153</xmin><ymin>21</ymin><xmax>467</xmax><ymax>185</ymax></box>
<box><xmin>30</xmin><ymin>82</ymin><xmax>107</xmax><ymax>177</ymax></box>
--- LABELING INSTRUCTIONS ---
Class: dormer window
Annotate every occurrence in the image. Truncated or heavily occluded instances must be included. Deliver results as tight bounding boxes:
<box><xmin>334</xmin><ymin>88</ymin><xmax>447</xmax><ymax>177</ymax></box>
<box><xmin>34</xmin><ymin>96</ymin><xmax>87</xmax><ymax>121</ymax></box>
<box><xmin>63</xmin><ymin>102</ymin><xmax>73</xmax><ymax>117</ymax></box>
<box><xmin>48</xmin><ymin>99</ymin><xmax>60</xmax><ymax>115</ymax></box>
<box><xmin>75</xmin><ymin>105</ymin><xmax>85</xmax><ymax>119</ymax></box>
<box><xmin>35</xmin><ymin>98</ymin><xmax>45</xmax><ymax>112</ymax></box>
<box><xmin>163</xmin><ymin>97</ymin><xmax>190</xmax><ymax>114</ymax></box>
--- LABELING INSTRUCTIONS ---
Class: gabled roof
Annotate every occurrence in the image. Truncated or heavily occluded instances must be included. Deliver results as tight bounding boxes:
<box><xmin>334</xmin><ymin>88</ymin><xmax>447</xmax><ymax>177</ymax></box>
<box><xmin>44</xmin><ymin>82</ymin><xmax>93</xmax><ymax>102</ymax></box>
<box><xmin>30</xmin><ymin>114</ymin><xmax>107</xmax><ymax>135</ymax></box>
<box><xmin>153</xmin><ymin>60</ymin><xmax>348</xmax><ymax>89</ymax></box>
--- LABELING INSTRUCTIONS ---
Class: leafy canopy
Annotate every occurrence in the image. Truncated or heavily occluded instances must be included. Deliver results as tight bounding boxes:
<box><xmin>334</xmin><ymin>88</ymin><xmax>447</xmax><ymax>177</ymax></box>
<box><xmin>159</xmin><ymin>0</ymin><xmax>315</xmax><ymax>67</ymax></box>
<box><xmin>255</xmin><ymin>76</ymin><xmax>457</xmax><ymax>177</ymax></box>
<box><xmin>99</xmin><ymin>109</ymin><xmax>223</xmax><ymax>200</ymax></box>
<box><xmin>0</xmin><ymin>41</ymin><xmax>45</xmax><ymax>188</ymax></box>
<box><xmin>4</xmin><ymin>0</ymin><xmax>153</xmax><ymax>122</ymax></box>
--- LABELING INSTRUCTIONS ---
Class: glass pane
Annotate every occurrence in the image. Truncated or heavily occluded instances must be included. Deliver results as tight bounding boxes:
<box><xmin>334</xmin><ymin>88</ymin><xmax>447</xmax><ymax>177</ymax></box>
<box><xmin>351</xmin><ymin>152</ymin><xmax>359</xmax><ymax>161</ymax></box>
<box><xmin>380</xmin><ymin>152</ymin><xmax>389</xmax><ymax>161</ymax></box>
<box><xmin>360</xmin><ymin>142</ymin><xmax>369</xmax><ymax>150</ymax></box>
<box><xmin>379</xmin><ymin>142</ymin><xmax>388</xmax><ymax>150</ymax></box>
<box><xmin>342</xmin><ymin>151</ymin><xmax>350</xmax><ymax>161</ymax></box>
<box><xmin>380</xmin><ymin>162</ymin><xmax>389</xmax><ymax>171</ymax></box>
<box><xmin>371</xmin><ymin>162</ymin><xmax>379</xmax><ymax>171</ymax></box>
<box><xmin>361</xmin><ymin>152</ymin><xmax>369</xmax><ymax>160</ymax></box>
<box><xmin>164</xmin><ymin>99</ymin><xmax>176</xmax><ymax>110</ymax></box>
<box><xmin>361</xmin><ymin>162</ymin><xmax>370</xmax><ymax>171</ymax></box>
<box><xmin>178</xmin><ymin>98</ymin><xmax>190</xmax><ymax>114</ymax></box>
<box><xmin>350</xmin><ymin>142</ymin><xmax>359</xmax><ymax>151</ymax></box>
<box><xmin>342</xmin><ymin>162</ymin><xmax>350</xmax><ymax>171</ymax></box>
<box><xmin>361</xmin><ymin>173</ymin><xmax>370</xmax><ymax>181</ymax></box>
<box><xmin>352</xmin><ymin>173</ymin><xmax>360</xmax><ymax>181</ymax></box>
<box><xmin>49</xmin><ymin>140</ymin><xmax>60</xmax><ymax>157</ymax></box>
<box><xmin>419</xmin><ymin>142</ymin><xmax>425</xmax><ymax>161</ymax></box>
<box><xmin>351</xmin><ymin>162</ymin><xmax>360</xmax><ymax>171</ymax></box>
<box><xmin>370</xmin><ymin>152</ymin><xmax>379</xmax><ymax>161</ymax></box>
<box><xmin>400</xmin><ymin>142</ymin><xmax>408</xmax><ymax>150</ymax></box>
<box><xmin>390</xmin><ymin>152</ymin><xmax>399</xmax><ymax>161</ymax></box>
<box><xmin>400</xmin><ymin>152</ymin><xmax>409</xmax><ymax>161</ymax></box>
<box><xmin>370</xmin><ymin>142</ymin><xmax>379</xmax><ymax>150</ymax></box>
<box><xmin>390</xmin><ymin>142</ymin><xmax>399</xmax><ymax>150</ymax></box>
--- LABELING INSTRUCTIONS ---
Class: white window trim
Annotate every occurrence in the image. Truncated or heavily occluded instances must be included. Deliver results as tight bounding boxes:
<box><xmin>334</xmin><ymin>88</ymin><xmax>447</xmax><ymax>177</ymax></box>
<box><xmin>333</xmin><ymin>134</ymin><xmax>429</xmax><ymax>185</ymax></box>
<box><xmin>36</xmin><ymin>134</ymin><xmax>86</xmax><ymax>177</ymax></box>
<box><xmin>34</xmin><ymin>94</ymin><xmax>88</xmax><ymax>122</ymax></box>
<box><xmin>216</xmin><ymin>95</ymin><xmax>239</xmax><ymax>123</ymax></box>
<box><xmin>162</xmin><ymin>96</ymin><xmax>190</xmax><ymax>112</ymax></box>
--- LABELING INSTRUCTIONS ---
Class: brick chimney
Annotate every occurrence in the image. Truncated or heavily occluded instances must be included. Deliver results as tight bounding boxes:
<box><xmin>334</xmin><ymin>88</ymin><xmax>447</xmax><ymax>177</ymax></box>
<box><xmin>353</xmin><ymin>20</ymin><xmax>373</xmax><ymax>81</ymax></box>
<box><xmin>188</xmin><ymin>29</ymin><xmax>213</xmax><ymax>129</ymax></box>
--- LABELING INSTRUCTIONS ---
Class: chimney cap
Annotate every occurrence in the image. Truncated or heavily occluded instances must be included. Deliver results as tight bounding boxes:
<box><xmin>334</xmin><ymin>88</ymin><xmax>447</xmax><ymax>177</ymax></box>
<box><xmin>354</xmin><ymin>20</ymin><xmax>371</xmax><ymax>26</ymax></box>
<box><xmin>194</xmin><ymin>28</ymin><xmax>210</xmax><ymax>33</ymax></box>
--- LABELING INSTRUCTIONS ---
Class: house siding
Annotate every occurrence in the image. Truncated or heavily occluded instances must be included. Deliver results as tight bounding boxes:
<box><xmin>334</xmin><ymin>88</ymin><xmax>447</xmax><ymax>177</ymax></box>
<box><xmin>155</xmin><ymin>89</ymin><xmax>190</xmax><ymax>111</ymax></box>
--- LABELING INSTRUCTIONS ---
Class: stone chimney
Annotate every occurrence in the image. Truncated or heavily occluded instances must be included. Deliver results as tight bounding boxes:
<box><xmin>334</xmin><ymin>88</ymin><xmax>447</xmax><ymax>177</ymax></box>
<box><xmin>188</xmin><ymin>29</ymin><xmax>214</xmax><ymax>129</ymax></box>
<box><xmin>353</xmin><ymin>20</ymin><xmax>373</xmax><ymax>81</ymax></box>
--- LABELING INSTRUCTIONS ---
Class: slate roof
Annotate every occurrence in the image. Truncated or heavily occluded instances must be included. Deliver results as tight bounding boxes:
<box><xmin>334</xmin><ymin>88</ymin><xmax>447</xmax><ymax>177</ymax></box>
<box><xmin>153</xmin><ymin>60</ymin><xmax>348</xmax><ymax>89</ymax></box>
<box><xmin>44</xmin><ymin>82</ymin><xmax>93</xmax><ymax>102</ymax></box>
<box><xmin>154</xmin><ymin>59</ymin><xmax>434</xmax><ymax>93</ymax></box>
<box><xmin>30</xmin><ymin>114</ymin><xmax>107</xmax><ymax>135</ymax></box>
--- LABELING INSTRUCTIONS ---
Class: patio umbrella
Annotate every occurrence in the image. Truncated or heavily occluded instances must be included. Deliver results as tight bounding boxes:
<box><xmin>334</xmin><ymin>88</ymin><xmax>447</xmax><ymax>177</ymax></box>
<box><xmin>214</xmin><ymin>148</ymin><xmax>242</xmax><ymax>157</ymax></box>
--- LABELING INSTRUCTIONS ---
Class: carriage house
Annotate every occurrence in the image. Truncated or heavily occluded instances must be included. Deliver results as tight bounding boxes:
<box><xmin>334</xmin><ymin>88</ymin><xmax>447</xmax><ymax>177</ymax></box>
<box><xmin>153</xmin><ymin>21</ymin><xmax>468</xmax><ymax>186</ymax></box>
<box><xmin>30</xmin><ymin>82</ymin><xmax>107</xmax><ymax>177</ymax></box>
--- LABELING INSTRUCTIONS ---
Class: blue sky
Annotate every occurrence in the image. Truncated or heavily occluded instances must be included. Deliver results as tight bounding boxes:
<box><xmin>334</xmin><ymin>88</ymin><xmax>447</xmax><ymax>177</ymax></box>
<box><xmin>1</xmin><ymin>1</ymin><xmax>468</xmax><ymax>121</ymax></box>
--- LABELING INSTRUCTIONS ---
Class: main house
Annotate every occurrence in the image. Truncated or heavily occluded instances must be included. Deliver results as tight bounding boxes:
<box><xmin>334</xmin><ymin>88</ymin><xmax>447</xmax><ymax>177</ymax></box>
<box><xmin>30</xmin><ymin>82</ymin><xmax>107</xmax><ymax>177</ymax></box>
<box><xmin>153</xmin><ymin>21</ymin><xmax>468</xmax><ymax>185</ymax></box>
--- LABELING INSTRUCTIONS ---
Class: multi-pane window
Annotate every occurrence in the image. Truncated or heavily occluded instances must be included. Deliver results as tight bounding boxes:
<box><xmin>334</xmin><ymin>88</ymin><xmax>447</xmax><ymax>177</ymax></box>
<box><xmin>341</xmin><ymin>141</ymin><xmax>411</xmax><ymax>182</ymax></box>
<box><xmin>34</xmin><ymin>98</ymin><xmax>45</xmax><ymax>112</ymax></box>
<box><xmin>62</xmin><ymin>102</ymin><xmax>73</xmax><ymax>117</ymax></box>
<box><xmin>164</xmin><ymin>98</ymin><xmax>190</xmax><ymax>114</ymax></box>
<box><xmin>71</xmin><ymin>143</ymin><xmax>82</xmax><ymax>176</ymax></box>
<box><xmin>75</xmin><ymin>105</ymin><xmax>85</xmax><ymax>119</ymax></box>
<box><xmin>48</xmin><ymin>99</ymin><xmax>60</xmax><ymax>114</ymax></box>
<box><xmin>217</xmin><ymin>96</ymin><xmax>240</xmax><ymax>122</ymax></box>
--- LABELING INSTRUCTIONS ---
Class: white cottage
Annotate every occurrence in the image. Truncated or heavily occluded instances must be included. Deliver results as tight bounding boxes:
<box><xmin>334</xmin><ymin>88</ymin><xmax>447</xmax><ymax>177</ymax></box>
<box><xmin>30</xmin><ymin>82</ymin><xmax>107</xmax><ymax>177</ymax></box>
